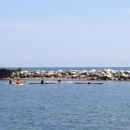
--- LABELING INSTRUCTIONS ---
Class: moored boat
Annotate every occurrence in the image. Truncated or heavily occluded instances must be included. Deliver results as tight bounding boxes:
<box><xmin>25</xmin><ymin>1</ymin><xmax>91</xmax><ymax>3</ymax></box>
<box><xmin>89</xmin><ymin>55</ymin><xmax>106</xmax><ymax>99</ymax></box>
<box><xmin>75</xmin><ymin>82</ymin><xmax>103</xmax><ymax>84</ymax></box>
<box><xmin>30</xmin><ymin>82</ymin><xmax>57</xmax><ymax>84</ymax></box>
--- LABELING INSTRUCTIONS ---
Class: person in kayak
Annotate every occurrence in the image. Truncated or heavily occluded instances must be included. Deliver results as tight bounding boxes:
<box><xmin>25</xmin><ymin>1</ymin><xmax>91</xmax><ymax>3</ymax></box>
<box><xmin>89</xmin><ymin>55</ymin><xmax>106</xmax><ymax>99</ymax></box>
<box><xmin>41</xmin><ymin>80</ymin><xmax>44</xmax><ymax>84</ymax></box>
<box><xmin>87</xmin><ymin>80</ymin><xmax>91</xmax><ymax>84</ymax></box>
<box><xmin>16</xmin><ymin>79</ymin><xmax>21</xmax><ymax>84</ymax></box>
<box><xmin>9</xmin><ymin>78</ymin><xmax>12</xmax><ymax>84</ymax></box>
<box><xmin>57</xmin><ymin>78</ymin><xmax>61</xmax><ymax>83</ymax></box>
<box><xmin>41</xmin><ymin>76</ymin><xmax>44</xmax><ymax>84</ymax></box>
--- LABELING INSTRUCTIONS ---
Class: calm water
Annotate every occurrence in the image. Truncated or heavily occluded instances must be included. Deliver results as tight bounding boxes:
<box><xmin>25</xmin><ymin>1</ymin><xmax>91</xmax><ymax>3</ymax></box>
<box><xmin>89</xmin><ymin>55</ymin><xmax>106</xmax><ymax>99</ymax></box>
<box><xmin>0</xmin><ymin>80</ymin><xmax>130</xmax><ymax>130</ymax></box>
<box><xmin>7</xmin><ymin>67</ymin><xmax>130</xmax><ymax>71</ymax></box>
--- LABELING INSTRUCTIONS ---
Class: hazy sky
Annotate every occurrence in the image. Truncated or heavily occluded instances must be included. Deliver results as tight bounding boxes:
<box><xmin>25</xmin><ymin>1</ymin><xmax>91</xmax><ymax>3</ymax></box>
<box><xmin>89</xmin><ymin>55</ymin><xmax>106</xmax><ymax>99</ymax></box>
<box><xmin>0</xmin><ymin>0</ymin><xmax>130</xmax><ymax>67</ymax></box>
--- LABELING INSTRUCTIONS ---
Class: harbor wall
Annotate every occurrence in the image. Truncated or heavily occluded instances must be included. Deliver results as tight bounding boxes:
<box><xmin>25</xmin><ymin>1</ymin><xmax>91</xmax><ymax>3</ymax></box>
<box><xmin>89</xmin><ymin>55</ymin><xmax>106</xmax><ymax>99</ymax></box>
<box><xmin>9</xmin><ymin>69</ymin><xmax>130</xmax><ymax>81</ymax></box>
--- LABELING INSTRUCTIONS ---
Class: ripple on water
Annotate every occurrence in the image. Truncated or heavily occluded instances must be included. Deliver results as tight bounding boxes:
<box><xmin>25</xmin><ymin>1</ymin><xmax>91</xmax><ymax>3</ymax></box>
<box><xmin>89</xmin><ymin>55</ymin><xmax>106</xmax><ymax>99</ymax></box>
<box><xmin>0</xmin><ymin>81</ymin><xmax>130</xmax><ymax>130</ymax></box>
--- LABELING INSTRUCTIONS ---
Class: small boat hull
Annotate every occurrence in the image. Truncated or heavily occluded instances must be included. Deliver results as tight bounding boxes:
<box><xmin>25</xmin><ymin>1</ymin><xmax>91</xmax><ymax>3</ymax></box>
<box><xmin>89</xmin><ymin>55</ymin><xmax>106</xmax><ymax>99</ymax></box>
<box><xmin>12</xmin><ymin>83</ymin><xmax>24</xmax><ymax>86</ymax></box>
<box><xmin>75</xmin><ymin>82</ymin><xmax>86</xmax><ymax>84</ymax></box>
<box><xmin>30</xmin><ymin>82</ymin><xmax>57</xmax><ymax>84</ymax></box>
<box><xmin>75</xmin><ymin>82</ymin><xmax>103</xmax><ymax>84</ymax></box>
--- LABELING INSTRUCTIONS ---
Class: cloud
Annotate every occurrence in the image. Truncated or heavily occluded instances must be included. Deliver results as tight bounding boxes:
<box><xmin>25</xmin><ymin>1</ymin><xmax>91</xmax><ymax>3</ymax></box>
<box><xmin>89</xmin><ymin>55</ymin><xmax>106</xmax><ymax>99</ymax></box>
<box><xmin>102</xmin><ymin>54</ymin><xmax>128</xmax><ymax>60</ymax></box>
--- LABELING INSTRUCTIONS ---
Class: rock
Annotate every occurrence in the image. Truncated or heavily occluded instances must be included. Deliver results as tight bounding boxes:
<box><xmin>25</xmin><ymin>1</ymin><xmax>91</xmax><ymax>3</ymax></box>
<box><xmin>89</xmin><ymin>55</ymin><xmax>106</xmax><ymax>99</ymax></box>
<box><xmin>119</xmin><ymin>78</ymin><xmax>124</xmax><ymax>81</ymax></box>
<box><xmin>9</xmin><ymin>69</ymin><xmax>130</xmax><ymax>81</ymax></box>
<box><xmin>81</xmin><ymin>70</ymin><xmax>88</xmax><ymax>75</ymax></box>
<box><xmin>90</xmin><ymin>77</ymin><xmax>98</xmax><ymax>80</ymax></box>
<box><xmin>79</xmin><ymin>75</ymin><xmax>86</xmax><ymax>78</ymax></box>
<box><xmin>70</xmin><ymin>71</ymin><xmax>78</xmax><ymax>75</ymax></box>
<box><xmin>70</xmin><ymin>75</ymin><xmax>79</xmax><ymax>78</ymax></box>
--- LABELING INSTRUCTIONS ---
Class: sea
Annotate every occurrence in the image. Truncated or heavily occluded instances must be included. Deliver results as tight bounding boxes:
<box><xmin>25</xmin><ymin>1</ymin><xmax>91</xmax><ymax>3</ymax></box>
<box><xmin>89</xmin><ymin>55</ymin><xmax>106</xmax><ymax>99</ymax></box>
<box><xmin>7</xmin><ymin>67</ymin><xmax>130</xmax><ymax>71</ymax></box>
<box><xmin>0</xmin><ymin>67</ymin><xmax>130</xmax><ymax>130</ymax></box>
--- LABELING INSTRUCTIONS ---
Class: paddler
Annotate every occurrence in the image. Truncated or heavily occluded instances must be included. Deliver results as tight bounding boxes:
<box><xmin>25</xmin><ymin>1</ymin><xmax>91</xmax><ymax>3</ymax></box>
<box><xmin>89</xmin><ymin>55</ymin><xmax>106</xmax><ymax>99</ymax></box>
<box><xmin>41</xmin><ymin>80</ymin><xmax>44</xmax><ymax>84</ymax></box>
<box><xmin>57</xmin><ymin>78</ymin><xmax>61</xmax><ymax>83</ymax></box>
<box><xmin>9</xmin><ymin>78</ymin><xmax>12</xmax><ymax>84</ymax></box>
<box><xmin>16</xmin><ymin>79</ymin><xmax>21</xmax><ymax>84</ymax></box>
<box><xmin>41</xmin><ymin>76</ymin><xmax>44</xmax><ymax>84</ymax></box>
<box><xmin>87</xmin><ymin>79</ymin><xmax>91</xmax><ymax>84</ymax></box>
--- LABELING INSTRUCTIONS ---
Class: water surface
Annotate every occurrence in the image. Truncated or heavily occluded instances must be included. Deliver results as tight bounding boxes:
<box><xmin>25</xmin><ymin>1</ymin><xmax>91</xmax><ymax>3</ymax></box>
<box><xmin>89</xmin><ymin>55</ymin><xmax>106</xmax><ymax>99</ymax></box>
<box><xmin>0</xmin><ymin>80</ymin><xmax>130</xmax><ymax>130</ymax></box>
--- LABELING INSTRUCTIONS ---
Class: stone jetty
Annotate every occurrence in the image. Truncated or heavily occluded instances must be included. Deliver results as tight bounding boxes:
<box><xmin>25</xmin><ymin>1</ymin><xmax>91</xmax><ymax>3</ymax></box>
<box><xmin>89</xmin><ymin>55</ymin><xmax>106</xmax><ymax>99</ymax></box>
<box><xmin>10</xmin><ymin>69</ymin><xmax>130</xmax><ymax>81</ymax></box>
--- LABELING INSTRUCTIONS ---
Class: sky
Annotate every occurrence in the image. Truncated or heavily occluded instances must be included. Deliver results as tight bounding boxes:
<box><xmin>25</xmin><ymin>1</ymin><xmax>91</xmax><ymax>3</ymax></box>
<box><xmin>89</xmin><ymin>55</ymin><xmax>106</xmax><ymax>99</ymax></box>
<box><xmin>0</xmin><ymin>0</ymin><xmax>130</xmax><ymax>67</ymax></box>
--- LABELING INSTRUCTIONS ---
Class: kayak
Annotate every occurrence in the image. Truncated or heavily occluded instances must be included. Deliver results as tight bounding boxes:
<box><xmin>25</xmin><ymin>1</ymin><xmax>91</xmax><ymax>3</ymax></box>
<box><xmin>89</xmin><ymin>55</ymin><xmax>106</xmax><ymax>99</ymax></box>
<box><xmin>12</xmin><ymin>82</ymin><xmax>25</xmax><ymax>86</ymax></box>
<box><xmin>75</xmin><ymin>82</ymin><xmax>103</xmax><ymax>84</ymax></box>
<box><xmin>44</xmin><ymin>82</ymin><xmax>57</xmax><ymax>84</ymax></box>
<box><xmin>30</xmin><ymin>82</ymin><xmax>57</xmax><ymax>84</ymax></box>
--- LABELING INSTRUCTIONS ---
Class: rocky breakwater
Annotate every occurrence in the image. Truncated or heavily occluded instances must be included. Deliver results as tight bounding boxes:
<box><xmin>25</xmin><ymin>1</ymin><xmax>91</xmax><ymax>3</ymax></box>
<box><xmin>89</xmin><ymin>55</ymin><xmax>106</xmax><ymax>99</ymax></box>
<box><xmin>11</xmin><ymin>69</ymin><xmax>130</xmax><ymax>81</ymax></box>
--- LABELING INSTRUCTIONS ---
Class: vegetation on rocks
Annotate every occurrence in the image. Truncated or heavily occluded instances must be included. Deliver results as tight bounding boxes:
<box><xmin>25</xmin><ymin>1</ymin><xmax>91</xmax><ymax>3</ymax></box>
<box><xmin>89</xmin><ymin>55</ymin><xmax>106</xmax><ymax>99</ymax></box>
<box><xmin>17</xmin><ymin>68</ymin><xmax>23</xmax><ymax>71</ymax></box>
<box><xmin>0</xmin><ymin>67</ymin><xmax>10</xmax><ymax>70</ymax></box>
